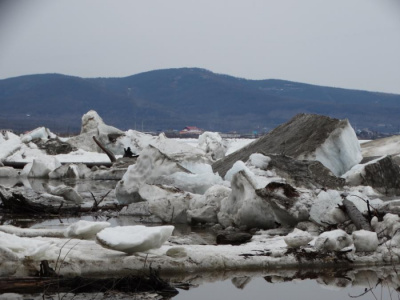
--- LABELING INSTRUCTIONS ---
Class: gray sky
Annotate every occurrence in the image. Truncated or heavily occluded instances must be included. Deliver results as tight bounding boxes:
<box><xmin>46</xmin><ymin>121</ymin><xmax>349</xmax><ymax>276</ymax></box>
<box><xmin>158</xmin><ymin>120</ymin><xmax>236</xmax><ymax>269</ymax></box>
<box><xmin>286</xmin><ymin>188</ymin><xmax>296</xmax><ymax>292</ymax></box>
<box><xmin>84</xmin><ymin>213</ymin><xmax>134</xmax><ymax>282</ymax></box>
<box><xmin>0</xmin><ymin>0</ymin><xmax>399</xmax><ymax>94</ymax></box>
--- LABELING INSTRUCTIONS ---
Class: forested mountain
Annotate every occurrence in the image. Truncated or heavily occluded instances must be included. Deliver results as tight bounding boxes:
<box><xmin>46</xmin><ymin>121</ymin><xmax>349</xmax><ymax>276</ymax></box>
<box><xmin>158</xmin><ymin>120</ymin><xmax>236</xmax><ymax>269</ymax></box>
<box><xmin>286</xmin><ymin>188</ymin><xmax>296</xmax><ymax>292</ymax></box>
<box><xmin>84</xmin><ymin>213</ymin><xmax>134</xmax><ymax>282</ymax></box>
<box><xmin>1</xmin><ymin>68</ymin><xmax>399</xmax><ymax>134</ymax></box>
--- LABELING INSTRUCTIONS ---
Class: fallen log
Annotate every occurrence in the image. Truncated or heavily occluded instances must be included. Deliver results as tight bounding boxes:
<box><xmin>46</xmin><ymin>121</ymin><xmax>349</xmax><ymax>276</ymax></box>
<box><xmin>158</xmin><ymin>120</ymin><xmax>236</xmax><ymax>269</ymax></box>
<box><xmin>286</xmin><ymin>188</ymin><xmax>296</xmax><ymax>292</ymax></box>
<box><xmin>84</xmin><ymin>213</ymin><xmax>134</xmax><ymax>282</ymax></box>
<box><xmin>0</xmin><ymin>189</ymin><xmax>125</xmax><ymax>216</ymax></box>
<box><xmin>342</xmin><ymin>198</ymin><xmax>373</xmax><ymax>231</ymax></box>
<box><xmin>93</xmin><ymin>136</ymin><xmax>117</xmax><ymax>163</ymax></box>
<box><xmin>2</xmin><ymin>161</ymin><xmax>113</xmax><ymax>169</ymax></box>
<box><xmin>0</xmin><ymin>190</ymin><xmax>80</xmax><ymax>215</ymax></box>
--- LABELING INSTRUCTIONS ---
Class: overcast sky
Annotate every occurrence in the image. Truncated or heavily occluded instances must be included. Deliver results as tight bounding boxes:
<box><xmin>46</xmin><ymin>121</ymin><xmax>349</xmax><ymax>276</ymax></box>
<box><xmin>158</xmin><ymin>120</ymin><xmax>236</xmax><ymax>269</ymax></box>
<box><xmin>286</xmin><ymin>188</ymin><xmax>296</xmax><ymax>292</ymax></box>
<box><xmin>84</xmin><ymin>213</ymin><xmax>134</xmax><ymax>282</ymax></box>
<box><xmin>0</xmin><ymin>0</ymin><xmax>399</xmax><ymax>94</ymax></box>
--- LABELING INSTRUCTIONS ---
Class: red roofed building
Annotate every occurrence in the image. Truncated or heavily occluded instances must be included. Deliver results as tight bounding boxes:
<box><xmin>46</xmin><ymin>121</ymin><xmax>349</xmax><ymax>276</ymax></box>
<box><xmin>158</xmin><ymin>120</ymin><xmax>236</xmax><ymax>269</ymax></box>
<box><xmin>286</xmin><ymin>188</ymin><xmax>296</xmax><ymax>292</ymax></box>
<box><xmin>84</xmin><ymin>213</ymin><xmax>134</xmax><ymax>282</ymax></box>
<box><xmin>179</xmin><ymin>126</ymin><xmax>203</xmax><ymax>135</ymax></box>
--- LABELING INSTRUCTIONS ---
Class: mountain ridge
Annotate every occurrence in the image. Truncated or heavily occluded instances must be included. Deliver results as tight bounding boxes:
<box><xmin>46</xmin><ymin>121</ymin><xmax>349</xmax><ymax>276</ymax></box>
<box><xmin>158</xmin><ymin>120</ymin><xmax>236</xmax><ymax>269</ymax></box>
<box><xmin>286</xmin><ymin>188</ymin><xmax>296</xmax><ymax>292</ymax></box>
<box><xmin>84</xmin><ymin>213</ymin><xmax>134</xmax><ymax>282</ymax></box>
<box><xmin>1</xmin><ymin>68</ymin><xmax>399</xmax><ymax>134</ymax></box>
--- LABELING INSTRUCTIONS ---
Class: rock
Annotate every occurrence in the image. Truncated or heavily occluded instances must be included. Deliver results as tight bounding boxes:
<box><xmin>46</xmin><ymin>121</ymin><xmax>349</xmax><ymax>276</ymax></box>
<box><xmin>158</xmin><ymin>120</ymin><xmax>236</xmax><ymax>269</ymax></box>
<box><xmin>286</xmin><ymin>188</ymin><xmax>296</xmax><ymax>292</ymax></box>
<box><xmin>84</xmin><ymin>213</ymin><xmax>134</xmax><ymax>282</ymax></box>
<box><xmin>352</xmin><ymin>230</ymin><xmax>378</xmax><ymax>252</ymax></box>
<box><xmin>212</xmin><ymin>113</ymin><xmax>361</xmax><ymax>177</ymax></box>
<box><xmin>362</xmin><ymin>156</ymin><xmax>400</xmax><ymax>196</ymax></box>
<box><xmin>344</xmin><ymin>156</ymin><xmax>400</xmax><ymax>195</ymax></box>
<box><xmin>216</xmin><ymin>232</ymin><xmax>253</xmax><ymax>245</ymax></box>
<box><xmin>283</xmin><ymin>228</ymin><xmax>313</xmax><ymax>248</ymax></box>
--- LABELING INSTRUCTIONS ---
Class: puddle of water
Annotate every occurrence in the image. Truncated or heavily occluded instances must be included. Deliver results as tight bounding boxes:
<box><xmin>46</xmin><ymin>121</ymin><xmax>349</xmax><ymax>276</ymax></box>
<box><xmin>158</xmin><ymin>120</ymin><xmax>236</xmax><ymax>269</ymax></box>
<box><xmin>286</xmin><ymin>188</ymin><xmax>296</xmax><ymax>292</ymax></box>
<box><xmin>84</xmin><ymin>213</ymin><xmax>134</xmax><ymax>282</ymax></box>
<box><xmin>174</xmin><ymin>277</ymin><xmax>395</xmax><ymax>300</ymax></box>
<box><xmin>2</xmin><ymin>178</ymin><xmax>398</xmax><ymax>299</ymax></box>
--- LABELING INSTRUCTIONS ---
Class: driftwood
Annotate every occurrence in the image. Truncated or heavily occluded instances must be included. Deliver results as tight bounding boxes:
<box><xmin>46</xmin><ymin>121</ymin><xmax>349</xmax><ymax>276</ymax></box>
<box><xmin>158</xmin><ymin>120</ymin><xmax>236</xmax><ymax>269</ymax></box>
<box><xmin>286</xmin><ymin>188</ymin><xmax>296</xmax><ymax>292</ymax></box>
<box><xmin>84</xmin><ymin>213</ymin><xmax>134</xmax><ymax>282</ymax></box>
<box><xmin>342</xmin><ymin>199</ymin><xmax>373</xmax><ymax>231</ymax></box>
<box><xmin>0</xmin><ymin>268</ymin><xmax>178</xmax><ymax>295</ymax></box>
<box><xmin>93</xmin><ymin>136</ymin><xmax>116</xmax><ymax>163</ymax></box>
<box><xmin>2</xmin><ymin>161</ymin><xmax>113</xmax><ymax>169</ymax></box>
<box><xmin>0</xmin><ymin>190</ymin><xmax>125</xmax><ymax>216</ymax></box>
<box><xmin>0</xmin><ymin>191</ymin><xmax>80</xmax><ymax>215</ymax></box>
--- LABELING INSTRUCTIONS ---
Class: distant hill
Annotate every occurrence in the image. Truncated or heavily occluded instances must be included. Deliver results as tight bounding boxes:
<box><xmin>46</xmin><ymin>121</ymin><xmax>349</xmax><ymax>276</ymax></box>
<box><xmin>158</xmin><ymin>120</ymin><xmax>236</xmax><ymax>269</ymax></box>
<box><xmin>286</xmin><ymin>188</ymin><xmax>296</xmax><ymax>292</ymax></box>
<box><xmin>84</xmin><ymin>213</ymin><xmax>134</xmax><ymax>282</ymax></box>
<box><xmin>1</xmin><ymin>68</ymin><xmax>400</xmax><ymax>134</ymax></box>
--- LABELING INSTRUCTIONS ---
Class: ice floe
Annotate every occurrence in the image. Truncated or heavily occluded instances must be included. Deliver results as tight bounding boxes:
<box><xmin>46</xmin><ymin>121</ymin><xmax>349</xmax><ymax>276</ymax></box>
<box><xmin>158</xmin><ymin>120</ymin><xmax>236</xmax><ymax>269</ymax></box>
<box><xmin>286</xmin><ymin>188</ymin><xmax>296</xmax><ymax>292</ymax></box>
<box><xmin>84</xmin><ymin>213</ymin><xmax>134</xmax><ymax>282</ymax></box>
<box><xmin>2</xmin><ymin>110</ymin><xmax>400</xmax><ymax>280</ymax></box>
<box><xmin>96</xmin><ymin>225</ymin><xmax>175</xmax><ymax>254</ymax></box>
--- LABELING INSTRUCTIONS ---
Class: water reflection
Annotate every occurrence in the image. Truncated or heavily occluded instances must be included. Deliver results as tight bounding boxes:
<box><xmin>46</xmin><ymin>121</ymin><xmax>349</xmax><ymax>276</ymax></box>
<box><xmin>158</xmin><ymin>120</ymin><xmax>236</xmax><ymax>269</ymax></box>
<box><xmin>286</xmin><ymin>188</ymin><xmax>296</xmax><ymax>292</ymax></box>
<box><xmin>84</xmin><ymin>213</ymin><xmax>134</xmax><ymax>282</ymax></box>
<box><xmin>0</xmin><ymin>177</ymin><xmax>120</xmax><ymax>227</ymax></box>
<box><xmin>2</xmin><ymin>178</ymin><xmax>400</xmax><ymax>299</ymax></box>
<box><xmin>173</xmin><ymin>266</ymin><xmax>400</xmax><ymax>300</ymax></box>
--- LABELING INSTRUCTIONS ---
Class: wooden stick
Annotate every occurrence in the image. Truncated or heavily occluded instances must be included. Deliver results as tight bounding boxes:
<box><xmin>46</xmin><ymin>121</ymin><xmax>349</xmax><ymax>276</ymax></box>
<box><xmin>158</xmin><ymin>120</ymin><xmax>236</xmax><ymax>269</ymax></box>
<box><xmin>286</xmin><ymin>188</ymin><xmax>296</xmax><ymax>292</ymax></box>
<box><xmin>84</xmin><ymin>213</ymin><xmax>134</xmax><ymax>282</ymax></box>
<box><xmin>342</xmin><ymin>199</ymin><xmax>373</xmax><ymax>231</ymax></box>
<box><xmin>92</xmin><ymin>136</ymin><xmax>116</xmax><ymax>163</ymax></box>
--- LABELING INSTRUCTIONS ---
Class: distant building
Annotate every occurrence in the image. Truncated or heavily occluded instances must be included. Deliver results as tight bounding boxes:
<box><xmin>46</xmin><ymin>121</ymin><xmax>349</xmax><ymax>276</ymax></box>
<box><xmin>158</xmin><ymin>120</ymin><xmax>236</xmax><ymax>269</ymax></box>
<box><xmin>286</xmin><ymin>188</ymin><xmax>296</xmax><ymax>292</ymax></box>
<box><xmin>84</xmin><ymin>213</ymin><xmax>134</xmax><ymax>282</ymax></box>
<box><xmin>179</xmin><ymin>126</ymin><xmax>203</xmax><ymax>135</ymax></box>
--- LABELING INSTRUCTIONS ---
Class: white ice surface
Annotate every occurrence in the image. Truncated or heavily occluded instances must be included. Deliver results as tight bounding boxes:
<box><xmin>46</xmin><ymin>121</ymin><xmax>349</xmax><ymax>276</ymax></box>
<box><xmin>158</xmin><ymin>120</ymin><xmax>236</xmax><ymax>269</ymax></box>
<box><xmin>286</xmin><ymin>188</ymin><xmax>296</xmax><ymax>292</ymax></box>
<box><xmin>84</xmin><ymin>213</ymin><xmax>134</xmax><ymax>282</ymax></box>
<box><xmin>56</xmin><ymin>149</ymin><xmax>111</xmax><ymax>163</ymax></box>
<box><xmin>96</xmin><ymin>225</ymin><xmax>174</xmax><ymax>254</ymax></box>
<box><xmin>352</xmin><ymin>230</ymin><xmax>378</xmax><ymax>252</ymax></box>
<box><xmin>342</xmin><ymin>156</ymin><xmax>384</xmax><ymax>186</ymax></box>
<box><xmin>314</xmin><ymin>229</ymin><xmax>353</xmax><ymax>252</ymax></box>
<box><xmin>20</xmin><ymin>127</ymin><xmax>56</xmax><ymax>143</ymax></box>
<box><xmin>115</xmin><ymin>145</ymin><xmax>191</xmax><ymax>204</ymax></box>
<box><xmin>64</xmin><ymin>220</ymin><xmax>111</xmax><ymax>239</ymax></box>
<box><xmin>1</xmin><ymin>228</ymin><xmax>395</xmax><ymax>279</ymax></box>
<box><xmin>0</xmin><ymin>231</ymin><xmax>55</xmax><ymax>260</ymax></box>
<box><xmin>283</xmin><ymin>228</ymin><xmax>313</xmax><ymax>248</ymax></box>
<box><xmin>198</xmin><ymin>131</ymin><xmax>227</xmax><ymax>160</ymax></box>
<box><xmin>361</xmin><ymin>135</ymin><xmax>400</xmax><ymax>157</ymax></box>
<box><xmin>28</xmin><ymin>157</ymin><xmax>61</xmax><ymax>178</ymax></box>
<box><xmin>0</xmin><ymin>221</ymin><xmax>111</xmax><ymax>240</ymax></box>
<box><xmin>225</xmin><ymin>138</ymin><xmax>254</xmax><ymax>155</ymax></box>
<box><xmin>218</xmin><ymin>170</ymin><xmax>276</xmax><ymax>229</ymax></box>
<box><xmin>0</xmin><ymin>131</ymin><xmax>22</xmax><ymax>160</ymax></box>
<box><xmin>312</xmin><ymin>122</ymin><xmax>362</xmax><ymax>176</ymax></box>
<box><xmin>309</xmin><ymin>190</ymin><xmax>347</xmax><ymax>226</ymax></box>
<box><xmin>248</xmin><ymin>153</ymin><xmax>271</xmax><ymax>169</ymax></box>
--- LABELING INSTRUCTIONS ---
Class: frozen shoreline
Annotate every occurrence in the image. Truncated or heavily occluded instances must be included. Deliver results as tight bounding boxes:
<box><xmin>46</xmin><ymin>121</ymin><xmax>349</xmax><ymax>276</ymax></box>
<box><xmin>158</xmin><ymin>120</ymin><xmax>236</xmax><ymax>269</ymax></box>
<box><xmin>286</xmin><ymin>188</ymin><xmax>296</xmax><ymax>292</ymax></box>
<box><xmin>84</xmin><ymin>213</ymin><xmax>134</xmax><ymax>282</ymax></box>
<box><xmin>1</xmin><ymin>229</ymin><xmax>397</xmax><ymax>280</ymax></box>
<box><xmin>3</xmin><ymin>111</ymin><xmax>400</xmax><ymax>290</ymax></box>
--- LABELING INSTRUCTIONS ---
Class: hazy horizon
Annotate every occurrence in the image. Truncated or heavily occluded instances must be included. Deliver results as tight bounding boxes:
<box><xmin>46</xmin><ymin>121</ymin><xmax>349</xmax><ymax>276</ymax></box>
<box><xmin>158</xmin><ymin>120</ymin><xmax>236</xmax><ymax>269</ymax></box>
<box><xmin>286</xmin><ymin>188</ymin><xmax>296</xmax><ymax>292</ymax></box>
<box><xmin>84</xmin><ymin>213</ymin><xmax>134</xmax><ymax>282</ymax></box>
<box><xmin>1</xmin><ymin>0</ymin><xmax>399</xmax><ymax>94</ymax></box>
